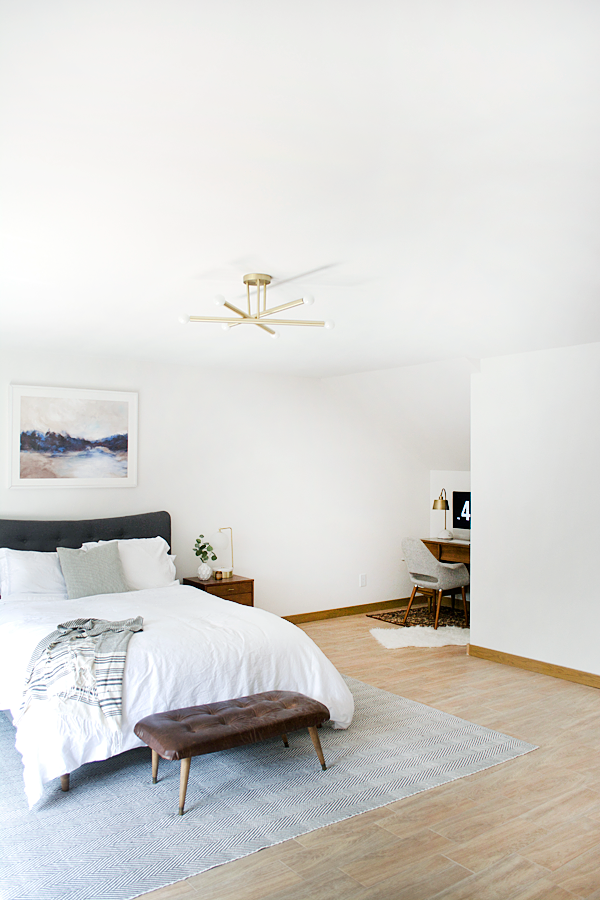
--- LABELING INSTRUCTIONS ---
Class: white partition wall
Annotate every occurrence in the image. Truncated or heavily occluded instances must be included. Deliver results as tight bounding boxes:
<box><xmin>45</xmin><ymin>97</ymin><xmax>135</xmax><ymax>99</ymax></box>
<box><xmin>471</xmin><ymin>342</ymin><xmax>600</xmax><ymax>676</ymax></box>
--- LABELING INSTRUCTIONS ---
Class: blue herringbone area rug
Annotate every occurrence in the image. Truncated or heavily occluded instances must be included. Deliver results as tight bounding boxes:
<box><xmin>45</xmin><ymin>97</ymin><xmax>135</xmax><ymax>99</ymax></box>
<box><xmin>0</xmin><ymin>677</ymin><xmax>536</xmax><ymax>900</ymax></box>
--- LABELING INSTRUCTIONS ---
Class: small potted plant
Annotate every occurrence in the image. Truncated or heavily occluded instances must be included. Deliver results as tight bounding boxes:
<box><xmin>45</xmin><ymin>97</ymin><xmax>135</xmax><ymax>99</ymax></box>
<box><xmin>194</xmin><ymin>534</ymin><xmax>217</xmax><ymax>580</ymax></box>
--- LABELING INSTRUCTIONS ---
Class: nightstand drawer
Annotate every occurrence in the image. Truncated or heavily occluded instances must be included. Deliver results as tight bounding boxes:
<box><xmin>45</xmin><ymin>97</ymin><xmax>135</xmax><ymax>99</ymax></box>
<box><xmin>203</xmin><ymin>583</ymin><xmax>252</xmax><ymax>601</ymax></box>
<box><xmin>210</xmin><ymin>588</ymin><xmax>253</xmax><ymax>606</ymax></box>
<box><xmin>183</xmin><ymin>575</ymin><xmax>254</xmax><ymax>607</ymax></box>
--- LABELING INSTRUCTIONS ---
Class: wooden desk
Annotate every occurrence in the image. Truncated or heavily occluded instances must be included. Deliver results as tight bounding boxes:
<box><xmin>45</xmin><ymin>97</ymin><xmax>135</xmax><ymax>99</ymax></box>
<box><xmin>422</xmin><ymin>538</ymin><xmax>470</xmax><ymax>564</ymax></box>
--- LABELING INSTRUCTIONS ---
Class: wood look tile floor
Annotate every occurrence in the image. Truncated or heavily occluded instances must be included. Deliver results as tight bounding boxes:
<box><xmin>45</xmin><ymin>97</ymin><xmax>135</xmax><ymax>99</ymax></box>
<box><xmin>142</xmin><ymin>614</ymin><xmax>600</xmax><ymax>900</ymax></box>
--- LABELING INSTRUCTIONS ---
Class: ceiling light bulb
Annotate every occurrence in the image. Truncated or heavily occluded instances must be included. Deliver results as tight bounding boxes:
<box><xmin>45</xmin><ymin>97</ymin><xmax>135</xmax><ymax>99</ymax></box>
<box><xmin>221</xmin><ymin>323</ymin><xmax>230</xmax><ymax>332</ymax></box>
<box><xmin>178</xmin><ymin>314</ymin><xmax>190</xmax><ymax>324</ymax></box>
<box><xmin>271</xmin><ymin>331</ymin><xmax>280</xmax><ymax>340</ymax></box>
<box><xmin>214</xmin><ymin>295</ymin><xmax>226</xmax><ymax>306</ymax></box>
<box><xmin>324</xmin><ymin>320</ymin><xmax>335</xmax><ymax>330</ymax></box>
<box><xmin>302</xmin><ymin>295</ymin><xmax>314</xmax><ymax>306</ymax></box>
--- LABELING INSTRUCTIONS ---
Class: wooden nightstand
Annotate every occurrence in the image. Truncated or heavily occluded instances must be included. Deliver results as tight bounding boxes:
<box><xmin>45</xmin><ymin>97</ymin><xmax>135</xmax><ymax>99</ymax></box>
<box><xmin>182</xmin><ymin>574</ymin><xmax>254</xmax><ymax>607</ymax></box>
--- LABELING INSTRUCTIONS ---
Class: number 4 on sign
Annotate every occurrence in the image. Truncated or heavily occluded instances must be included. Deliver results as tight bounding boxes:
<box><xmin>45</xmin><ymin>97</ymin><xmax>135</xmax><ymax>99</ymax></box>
<box><xmin>461</xmin><ymin>501</ymin><xmax>471</xmax><ymax>522</ymax></box>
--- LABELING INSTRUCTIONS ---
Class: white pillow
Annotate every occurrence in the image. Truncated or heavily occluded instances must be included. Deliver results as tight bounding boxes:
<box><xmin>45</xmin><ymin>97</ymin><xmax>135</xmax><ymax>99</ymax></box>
<box><xmin>81</xmin><ymin>537</ymin><xmax>178</xmax><ymax>591</ymax></box>
<box><xmin>0</xmin><ymin>548</ymin><xmax>68</xmax><ymax>599</ymax></box>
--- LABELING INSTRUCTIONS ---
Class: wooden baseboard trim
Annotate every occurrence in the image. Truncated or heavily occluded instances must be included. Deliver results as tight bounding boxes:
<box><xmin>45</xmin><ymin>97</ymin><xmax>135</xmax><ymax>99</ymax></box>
<box><xmin>284</xmin><ymin>598</ymin><xmax>411</xmax><ymax>625</ymax></box>
<box><xmin>467</xmin><ymin>644</ymin><xmax>600</xmax><ymax>690</ymax></box>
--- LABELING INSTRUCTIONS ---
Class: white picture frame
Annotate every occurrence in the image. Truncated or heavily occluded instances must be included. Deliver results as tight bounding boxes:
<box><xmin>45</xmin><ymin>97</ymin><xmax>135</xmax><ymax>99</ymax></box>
<box><xmin>10</xmin><ymin>385</ymin><xmax>138</xmax><ymax>488</ymax></box>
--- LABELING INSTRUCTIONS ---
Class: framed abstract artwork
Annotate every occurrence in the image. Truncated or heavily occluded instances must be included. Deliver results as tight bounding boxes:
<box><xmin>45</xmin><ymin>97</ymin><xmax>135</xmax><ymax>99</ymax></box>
<box><xmin>10</xmin><ymin>385</ymin><xmax>138</xmax><ymax>488</ymax></box>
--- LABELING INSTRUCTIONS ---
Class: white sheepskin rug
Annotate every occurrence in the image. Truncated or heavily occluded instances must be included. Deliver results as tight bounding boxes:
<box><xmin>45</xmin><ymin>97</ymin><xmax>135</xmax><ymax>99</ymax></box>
<box><xmin>370</xmin><ymin>625</ymin><xmax>470</xmax><ymax>649</ymax></box>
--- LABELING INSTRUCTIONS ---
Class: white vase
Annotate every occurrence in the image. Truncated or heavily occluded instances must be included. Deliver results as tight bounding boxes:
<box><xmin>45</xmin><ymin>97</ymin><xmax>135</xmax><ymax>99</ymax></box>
<box><xmin>197</xmin><ymin>561</ymin><xmax>212</xmax><ymax>580</ymax></box>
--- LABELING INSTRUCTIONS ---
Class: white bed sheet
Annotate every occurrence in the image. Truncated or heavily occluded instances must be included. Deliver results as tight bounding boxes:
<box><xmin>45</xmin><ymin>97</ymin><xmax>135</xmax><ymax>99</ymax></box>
<box><xmin>0</xmin><ymin>584</ymin><xmax>354</xmax><ymax>807</ymax></box>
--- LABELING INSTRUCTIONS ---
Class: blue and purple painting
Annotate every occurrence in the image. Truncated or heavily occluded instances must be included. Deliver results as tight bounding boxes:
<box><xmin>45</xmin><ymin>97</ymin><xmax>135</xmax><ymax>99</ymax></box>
<box><xmin>19</xmin><ymin>395</ymin><xmax>129</xmax><ymax>480</ymax></box>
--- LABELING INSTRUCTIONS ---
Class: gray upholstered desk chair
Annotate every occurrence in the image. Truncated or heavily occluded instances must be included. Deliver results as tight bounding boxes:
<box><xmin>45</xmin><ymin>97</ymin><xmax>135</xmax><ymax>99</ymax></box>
<box><xmin>401</xmin><ymin>538</ymin><xmax>469</xmax><ymax>629</ymax></box>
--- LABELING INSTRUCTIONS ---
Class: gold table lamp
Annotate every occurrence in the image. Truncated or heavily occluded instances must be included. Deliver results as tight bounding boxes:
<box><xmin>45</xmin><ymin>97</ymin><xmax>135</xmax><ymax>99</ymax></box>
<box><xmin>433</xmin><ymin>489</ymin><xmax>453</xmax><ymax>541</ymax></box>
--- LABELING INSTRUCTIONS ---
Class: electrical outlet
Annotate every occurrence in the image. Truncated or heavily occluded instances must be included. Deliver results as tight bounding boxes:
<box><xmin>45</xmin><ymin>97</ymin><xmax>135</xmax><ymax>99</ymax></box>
<box><xmin>359</xmin><ymin>573</ymin><xmax>367</xmax><ymax>587</ymax></box>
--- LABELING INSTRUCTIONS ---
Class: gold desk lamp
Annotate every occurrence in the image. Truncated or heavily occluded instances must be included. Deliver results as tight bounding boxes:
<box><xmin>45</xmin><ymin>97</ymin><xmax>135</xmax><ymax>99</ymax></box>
<box><xmin>433</xmin><ymin>489</ymin><xmax>453</xmax><ymax>541</ymax></box>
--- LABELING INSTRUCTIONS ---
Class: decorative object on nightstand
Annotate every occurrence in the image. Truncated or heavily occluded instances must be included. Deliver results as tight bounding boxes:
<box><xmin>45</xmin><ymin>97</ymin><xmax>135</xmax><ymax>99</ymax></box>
<box><xmin>433</xmin><ymin>489</ymin><xmax>453</xmax><ymax>541</ymax></box>
<box><xmin>213</xmin><ymin>569</ymin><xmax>230</xmax><ymax>581</ymax></box>
<box><xmin>183</xmin><ymin>573</ymin><xmax>254</xmax><ymax>606</ymax></box>
<box><xmin>193</xmin><ymin>534</ymin><xmax>217</xmax><ymax>580</ymax></box>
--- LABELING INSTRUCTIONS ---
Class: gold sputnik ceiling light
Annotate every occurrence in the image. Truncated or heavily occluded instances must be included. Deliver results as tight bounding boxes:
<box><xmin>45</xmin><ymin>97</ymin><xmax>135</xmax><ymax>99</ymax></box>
<box><xmin>181</xmin><ymin>273</ymin><xmax>334</xmax><ymax>339</ymax></box>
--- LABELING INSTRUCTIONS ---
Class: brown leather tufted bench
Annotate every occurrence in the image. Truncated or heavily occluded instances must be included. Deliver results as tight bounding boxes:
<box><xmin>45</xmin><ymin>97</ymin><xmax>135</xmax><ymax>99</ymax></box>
<box><xmin>134</xmin><ymin>690</ymin><xmax>330</xmax><ymax>815</ymax></box>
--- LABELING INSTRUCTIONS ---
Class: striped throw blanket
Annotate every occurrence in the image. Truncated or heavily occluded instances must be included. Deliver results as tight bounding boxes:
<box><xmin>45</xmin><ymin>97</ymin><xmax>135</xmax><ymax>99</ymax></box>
<box><xmin>18</xmin><ymin>617</ymin><xmax>143</xmax><ymax>728</ymax></box>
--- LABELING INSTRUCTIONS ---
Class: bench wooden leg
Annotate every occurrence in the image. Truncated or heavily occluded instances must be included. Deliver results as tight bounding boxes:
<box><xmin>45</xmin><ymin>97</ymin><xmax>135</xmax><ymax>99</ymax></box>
<box><xmin>281</xmin><ymin>733</ymin><xmax>289</xmax><ymax>747</ymax></box>
<box><xmin>152</xmin><ymin>749</ymin><xmax>160</xmax><ymax>784</ymax></box>
<box><xmin>179</xmin><ymin>757</ymin><xmax>191</xmax><ymax>815</ymax></box>
<box><xmin>60</xmin><ymin>773</ymin><xmax>70</xmax><ymax>792</ymax></box>
<box><xmin>308</xmin><ymin>726</ymin><xmax>327</xmax><ymax>771</ymax></box>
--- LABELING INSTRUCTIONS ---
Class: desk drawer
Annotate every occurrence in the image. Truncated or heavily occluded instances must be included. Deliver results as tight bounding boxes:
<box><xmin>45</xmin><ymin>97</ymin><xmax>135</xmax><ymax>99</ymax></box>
<box><xmin>422</xmin><ymin>540</ymin><xmax>469</xmax><ymax>564</ymax></box>
<box><xmin>439</xmin><ymin>544</ymin><xmax>469</xmax><ymax>563</ymax></box>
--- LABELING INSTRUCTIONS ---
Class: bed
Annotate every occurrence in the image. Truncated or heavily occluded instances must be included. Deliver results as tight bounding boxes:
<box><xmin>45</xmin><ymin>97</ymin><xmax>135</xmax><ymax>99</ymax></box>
<box><xmin>0</xmin><ymin>511</ymin><xmax>354</xmax><ymax>808</ymax></box>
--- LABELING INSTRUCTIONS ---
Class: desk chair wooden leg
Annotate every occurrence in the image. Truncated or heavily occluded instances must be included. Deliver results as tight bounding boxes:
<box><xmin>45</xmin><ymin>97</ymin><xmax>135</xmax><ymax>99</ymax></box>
<box><xmin>434</xmin><ymin>590</ymin><xmax>443</xmax><ymax>629</ymax></box>
<box><xmin>402</xmin><ymin>585</ymin><xmax>418</xmax><ymax>625</ymax></box>
<box><xmin>461</xmin><ymin>586</ymin><xmax>468</xmax><ymax>626</ymax></box>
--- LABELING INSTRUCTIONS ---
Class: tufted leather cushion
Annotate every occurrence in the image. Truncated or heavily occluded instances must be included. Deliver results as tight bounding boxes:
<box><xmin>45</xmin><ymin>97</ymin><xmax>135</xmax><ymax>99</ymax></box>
<box><xmin>134</xmin><ymin>691</ymin><xmax>330</xmax><ymax>761</ymax></box>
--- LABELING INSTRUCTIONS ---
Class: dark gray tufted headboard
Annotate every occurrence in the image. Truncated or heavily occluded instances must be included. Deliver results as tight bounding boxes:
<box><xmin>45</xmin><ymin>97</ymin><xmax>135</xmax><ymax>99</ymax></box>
<box><xmin>0</xmin><ymin>511</ymin><xmax>171</xmax><ymax>552</ymax></box>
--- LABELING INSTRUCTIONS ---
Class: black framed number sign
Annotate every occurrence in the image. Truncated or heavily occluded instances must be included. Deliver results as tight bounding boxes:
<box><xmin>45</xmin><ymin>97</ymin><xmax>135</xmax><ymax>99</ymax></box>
<box><xmin>453</xmin><ymin>492</ymin><xmax>471</xmax><ymax>530</ymax></box>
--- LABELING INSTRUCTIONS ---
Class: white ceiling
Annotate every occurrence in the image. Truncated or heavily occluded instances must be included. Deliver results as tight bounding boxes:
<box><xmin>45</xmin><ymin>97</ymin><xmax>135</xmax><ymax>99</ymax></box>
<box><xmin>1</xmin><ymin>0</ymin><xmax>599</xmax><ymax>378</ymax></box>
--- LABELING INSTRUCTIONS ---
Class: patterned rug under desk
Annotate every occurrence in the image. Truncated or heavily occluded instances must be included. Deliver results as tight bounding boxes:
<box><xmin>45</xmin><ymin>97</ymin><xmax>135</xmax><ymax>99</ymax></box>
<box><xmin>0</xmin><ymin>677</ymin><xmax>536</xmax><ymax>900</ymax></box>
<box><xmin>367</xmin><ymin>607</ymin><xmax>469</xmax><ymax>628</ymax></box>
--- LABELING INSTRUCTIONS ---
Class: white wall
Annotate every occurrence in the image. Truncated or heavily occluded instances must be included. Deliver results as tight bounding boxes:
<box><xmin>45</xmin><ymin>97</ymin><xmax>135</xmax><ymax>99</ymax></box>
<box><xmin>471</xmin><ymin>342</ymin><xmax>600</xmax><ymax>674</ymax></box>
<box><xmin>2</xmin><ymin>349</ymin><xmax>474</xmax><ymax>616</ymax></box>
<box><xmin>325</xmin><ymin>358</ymin><xmax>473</xmax><ymax>473</ymax></box>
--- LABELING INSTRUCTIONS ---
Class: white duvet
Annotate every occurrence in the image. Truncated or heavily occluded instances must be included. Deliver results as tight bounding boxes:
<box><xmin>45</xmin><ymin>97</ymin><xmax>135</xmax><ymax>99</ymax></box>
<box><xmin>0</xmin><ymin>584</ymin><xmax>354</xmax><ymax>807</ymax></box>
